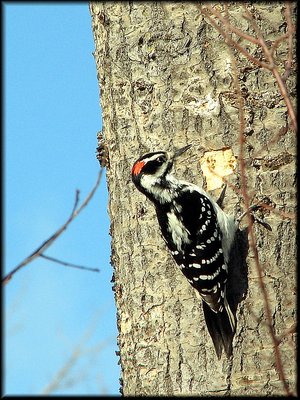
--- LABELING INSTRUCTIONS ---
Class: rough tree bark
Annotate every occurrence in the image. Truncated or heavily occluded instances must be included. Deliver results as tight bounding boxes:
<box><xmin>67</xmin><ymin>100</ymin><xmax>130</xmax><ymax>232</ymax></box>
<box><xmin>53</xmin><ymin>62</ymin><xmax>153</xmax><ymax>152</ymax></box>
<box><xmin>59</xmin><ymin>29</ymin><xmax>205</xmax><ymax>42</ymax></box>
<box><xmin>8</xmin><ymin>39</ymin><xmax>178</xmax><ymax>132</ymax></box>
<box><xmin>90</xmin><ymin>2</ymin><xmax>296</xmax><ymax>396</ymax></box>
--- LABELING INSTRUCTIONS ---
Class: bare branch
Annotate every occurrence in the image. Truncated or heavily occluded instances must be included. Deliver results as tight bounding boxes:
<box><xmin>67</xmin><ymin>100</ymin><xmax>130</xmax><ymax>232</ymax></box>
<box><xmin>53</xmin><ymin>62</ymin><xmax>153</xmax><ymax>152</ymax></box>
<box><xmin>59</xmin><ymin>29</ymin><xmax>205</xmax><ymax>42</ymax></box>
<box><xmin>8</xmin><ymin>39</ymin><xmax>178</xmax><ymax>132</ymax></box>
<box><xmin>277</xmin><ymin>322</ymin><xmax>297</xmax><ymax>344</ymax></box>
<box><xmin>241</xmin><ymin>4</ymin><xmax>297</xmax><ymax>131</ymax></box>
<box><xmin>2</xmin><ymin>169</ymin><xmax>104</xmax><ymax>285</ymax></box>
<box><xmin>226</xmin><ymin>16</ymin><xmax>293</xmax><ymax>395</ymax></box>
<box><xmin>201</xmin><ymin>4</ymin><xmax>297</xmax><ymax>132</ymax></box>
<box><xmin>200</xmin><ymin>6</ymin><xmax>271</xmax><ymax>69</ymax></box>
<box><xmin>41</xmin><ymin>309</ymin><xmax>111</xmax><ymax>394</ymax></box>
<box><xmin>40</xmin><ymin>254</ymin><xmax>100</xmax><ymax>273</ymax></box>
<box><xmin>270</xmin><ymin>33</ymin><xmax>289</xmax><ymax>57</ymax></box>
<box><xmin>199</xmin><ymin>7</ymin><xmax>296</xmax><ymax>389</ymax></box>
<box><xmin>210</xmin><ymin>4</ymin><xmax>261</xmax><ymax>45</ymax></box>
<box><xmin>282</xmin><ymin>2</ymin><xmax>295</xmax><ymax>82</ymax></box>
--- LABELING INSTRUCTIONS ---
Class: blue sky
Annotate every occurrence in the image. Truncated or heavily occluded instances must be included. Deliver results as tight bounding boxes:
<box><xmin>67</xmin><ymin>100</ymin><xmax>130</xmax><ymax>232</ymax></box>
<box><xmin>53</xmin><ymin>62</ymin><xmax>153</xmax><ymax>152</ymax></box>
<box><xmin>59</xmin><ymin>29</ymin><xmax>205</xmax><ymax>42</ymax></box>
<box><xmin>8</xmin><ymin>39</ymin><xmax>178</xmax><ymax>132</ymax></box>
<box><xmin>4</xmin><ymin>3</ymin><xmax>120</xmax><ymax>395</ymax></box>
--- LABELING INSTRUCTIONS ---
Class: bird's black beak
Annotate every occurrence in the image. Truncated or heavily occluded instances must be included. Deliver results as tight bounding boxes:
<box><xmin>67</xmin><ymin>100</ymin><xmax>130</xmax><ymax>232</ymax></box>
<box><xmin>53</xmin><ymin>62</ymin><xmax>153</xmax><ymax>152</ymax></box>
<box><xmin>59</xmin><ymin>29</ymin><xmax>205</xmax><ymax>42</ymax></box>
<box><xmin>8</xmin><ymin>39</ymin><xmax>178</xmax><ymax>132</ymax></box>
<box><xmin>173</xmin><ymin>144</ymin><xmax>192</xmax><ymax>159</ymax></box>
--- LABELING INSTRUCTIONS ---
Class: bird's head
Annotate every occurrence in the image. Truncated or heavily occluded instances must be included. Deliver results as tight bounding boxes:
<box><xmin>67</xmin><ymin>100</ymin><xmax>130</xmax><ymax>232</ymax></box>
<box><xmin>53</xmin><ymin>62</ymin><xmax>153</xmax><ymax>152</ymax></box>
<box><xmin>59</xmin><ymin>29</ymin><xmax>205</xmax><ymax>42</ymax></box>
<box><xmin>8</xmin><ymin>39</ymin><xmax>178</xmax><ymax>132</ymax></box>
<box><xmin>131</xmin><ymin>144</ymin><xmax>191</xmax><ymax>195</ymax></box>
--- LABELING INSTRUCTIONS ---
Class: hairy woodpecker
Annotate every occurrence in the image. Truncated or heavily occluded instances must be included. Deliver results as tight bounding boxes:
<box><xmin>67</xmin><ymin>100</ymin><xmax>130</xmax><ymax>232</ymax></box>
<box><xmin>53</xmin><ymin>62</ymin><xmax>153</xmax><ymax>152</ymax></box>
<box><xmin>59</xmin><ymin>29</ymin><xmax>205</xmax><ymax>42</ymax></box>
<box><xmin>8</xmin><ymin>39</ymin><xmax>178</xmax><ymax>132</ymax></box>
<box><xmin>131</xmin><ymin>145</ymin><xmax>237</xmax><ymax>359</ymax></box>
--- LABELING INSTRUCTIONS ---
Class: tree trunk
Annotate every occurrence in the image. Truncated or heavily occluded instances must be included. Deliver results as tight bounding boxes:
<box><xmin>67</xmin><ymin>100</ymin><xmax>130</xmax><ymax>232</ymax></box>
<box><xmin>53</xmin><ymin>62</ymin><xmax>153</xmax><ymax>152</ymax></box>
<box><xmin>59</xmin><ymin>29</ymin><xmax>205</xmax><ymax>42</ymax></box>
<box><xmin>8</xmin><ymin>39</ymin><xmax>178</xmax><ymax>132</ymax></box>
<box><xmin>90</xmin><ymin>2</ymin><xmax>296</xmax><ymax>396</ymax></box>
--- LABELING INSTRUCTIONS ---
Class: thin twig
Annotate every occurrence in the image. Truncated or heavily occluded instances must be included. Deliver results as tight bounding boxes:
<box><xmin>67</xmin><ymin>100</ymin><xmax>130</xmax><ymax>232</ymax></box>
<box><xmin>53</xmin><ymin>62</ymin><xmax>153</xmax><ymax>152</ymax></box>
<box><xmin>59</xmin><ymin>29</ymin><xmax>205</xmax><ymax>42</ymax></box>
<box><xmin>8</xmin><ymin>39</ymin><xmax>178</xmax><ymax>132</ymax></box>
<box><xmin>226</xmin><ymin>16</ymin><xmax>293</xmax><ymax>395</ymax></box>
<box><xmin>203</xmin><ymin>161</ymin><xmax>295</xmax><ymax>222</ymax></box>
<box><xmin>282</xmin><ymin>2</ymin><xmax>294</xmax><ymax>82</ymax></box>
<box><xmin>41</xmin><ymin>309</ymin><xmax>110</xmax><ymax>394</ymax></box>
<box><xmin>198</xmin><ymin>4</ymin><xmax>295</xmax><ymax>395</ymax></box>
<box><xmin>242</xmin><ymin>5</ymin><xmax>297</xmax><ymax>132</ymax></box>
<box><xmin>277</xmin><ymin>322</ymin><xmax>297</xmax><ymax>344</ymax></box>
<box><xmin>200</xmin><ymin>6</ymin><xmax>271</xmax><ymax>69</ymax></box>
<box><xmin>201</xmin><ymin>4</ymin><xmax>297</xmax><ymax>132</ymax></box>
<box><xmin>250</xmin><ymin>125</ymin><xmax>289</xmax><ymax>160</ymax></box>
<box><xmin>2</xmin><ymin>169</ymin><xmax>103</xmax><ymax>285</ymax></box>
<box><xmin>270</xmin><ymin>33</ymin><xmax>289</xmax><ymax>57</ymax></box>
<box><xmin>40</xmin><ymin>254</ymin><xmax>100</xmax><ymax>273</ymax></box>
<box><xmin>244</xmin><ymin>302</ymin><xmax>295</xmax><ymax>349</ymax></box>
<box><xmin>209</xmin><ymin>4</ymin><xmax>261</xmax><ymax>45</ymax></box>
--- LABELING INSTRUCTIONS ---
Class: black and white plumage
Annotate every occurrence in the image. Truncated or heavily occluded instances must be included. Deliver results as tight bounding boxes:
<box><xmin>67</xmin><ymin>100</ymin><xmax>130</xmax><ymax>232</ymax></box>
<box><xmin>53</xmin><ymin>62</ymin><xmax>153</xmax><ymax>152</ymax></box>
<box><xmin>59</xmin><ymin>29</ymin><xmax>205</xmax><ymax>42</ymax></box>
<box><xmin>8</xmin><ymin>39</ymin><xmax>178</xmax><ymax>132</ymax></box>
<box><xmin>131</xmin><ymin>145</ymin><xmax>237</xmax><ymax>359</ymax></box>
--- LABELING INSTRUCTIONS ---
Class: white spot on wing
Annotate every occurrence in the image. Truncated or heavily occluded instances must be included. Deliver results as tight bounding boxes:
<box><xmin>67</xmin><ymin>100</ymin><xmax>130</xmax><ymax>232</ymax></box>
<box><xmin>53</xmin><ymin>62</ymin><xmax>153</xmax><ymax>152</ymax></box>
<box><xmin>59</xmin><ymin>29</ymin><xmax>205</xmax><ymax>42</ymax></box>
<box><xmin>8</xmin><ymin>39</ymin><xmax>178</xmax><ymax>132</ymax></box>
<box><xmin>201</xmin><ymin>287</ymin><xmax>211</xmax><ymax>293</ymax></box>
<box><xmin>198</xmin><ymin>268</ymin><xmax>220</xmax><ymax>281</ymax></box>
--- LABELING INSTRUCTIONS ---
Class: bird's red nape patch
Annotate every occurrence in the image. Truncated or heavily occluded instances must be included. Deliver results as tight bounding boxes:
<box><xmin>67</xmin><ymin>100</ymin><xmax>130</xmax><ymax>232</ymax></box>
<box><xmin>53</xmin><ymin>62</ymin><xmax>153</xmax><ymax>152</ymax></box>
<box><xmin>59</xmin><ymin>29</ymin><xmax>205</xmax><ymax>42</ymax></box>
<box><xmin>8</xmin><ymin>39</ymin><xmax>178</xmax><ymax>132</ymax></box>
<box><xmin>132</xmin><ymin>160</ymin><xmax>145</xmax><ymax>176</ymax></box>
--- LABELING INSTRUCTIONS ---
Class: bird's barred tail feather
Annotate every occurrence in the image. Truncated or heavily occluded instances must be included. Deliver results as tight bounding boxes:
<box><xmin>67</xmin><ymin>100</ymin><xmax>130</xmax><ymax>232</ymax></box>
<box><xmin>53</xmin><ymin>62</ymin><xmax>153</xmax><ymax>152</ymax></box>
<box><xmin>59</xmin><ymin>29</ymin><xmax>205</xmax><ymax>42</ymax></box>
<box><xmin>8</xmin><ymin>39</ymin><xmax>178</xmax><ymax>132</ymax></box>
<box><xmin>202</xmin><ymin>299</ymin><xmax>236</xmax><ymax>359</ymax></box>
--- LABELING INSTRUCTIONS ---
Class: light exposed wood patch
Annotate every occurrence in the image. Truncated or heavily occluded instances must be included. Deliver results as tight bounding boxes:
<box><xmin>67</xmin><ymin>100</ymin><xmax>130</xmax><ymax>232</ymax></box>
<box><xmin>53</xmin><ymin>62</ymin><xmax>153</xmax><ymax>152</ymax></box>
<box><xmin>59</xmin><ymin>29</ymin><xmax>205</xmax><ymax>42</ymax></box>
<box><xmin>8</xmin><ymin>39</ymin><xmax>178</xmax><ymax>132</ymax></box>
<box><xmin>200</xmin><ymin>149</ymin><xmax>237</xmax><ymax>191</ymax></box>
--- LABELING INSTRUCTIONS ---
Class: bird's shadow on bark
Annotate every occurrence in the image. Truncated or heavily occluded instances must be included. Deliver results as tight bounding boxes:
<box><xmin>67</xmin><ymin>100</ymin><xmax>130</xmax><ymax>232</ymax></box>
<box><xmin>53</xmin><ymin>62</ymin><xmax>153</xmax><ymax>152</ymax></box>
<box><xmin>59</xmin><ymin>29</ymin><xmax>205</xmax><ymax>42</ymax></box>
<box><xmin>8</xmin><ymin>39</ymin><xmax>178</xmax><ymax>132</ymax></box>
<box><xmin>227</xmin><ymin>228</ymin><xmax>249</xmax><ymax>316</ymax></box>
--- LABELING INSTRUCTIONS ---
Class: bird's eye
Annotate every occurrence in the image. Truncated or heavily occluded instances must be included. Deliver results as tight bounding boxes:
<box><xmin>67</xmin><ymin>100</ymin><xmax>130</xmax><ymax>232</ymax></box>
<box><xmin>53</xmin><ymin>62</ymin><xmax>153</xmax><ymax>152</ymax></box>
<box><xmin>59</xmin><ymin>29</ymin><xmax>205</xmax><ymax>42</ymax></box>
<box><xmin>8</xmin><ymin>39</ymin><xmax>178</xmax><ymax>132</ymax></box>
<box><xmin>156</xmin><ymin>156</ymin><xmax>165</xmax><ymax>164</ymax></box>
